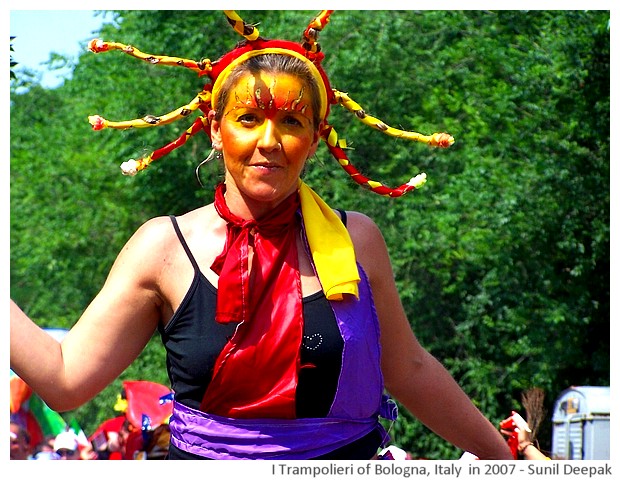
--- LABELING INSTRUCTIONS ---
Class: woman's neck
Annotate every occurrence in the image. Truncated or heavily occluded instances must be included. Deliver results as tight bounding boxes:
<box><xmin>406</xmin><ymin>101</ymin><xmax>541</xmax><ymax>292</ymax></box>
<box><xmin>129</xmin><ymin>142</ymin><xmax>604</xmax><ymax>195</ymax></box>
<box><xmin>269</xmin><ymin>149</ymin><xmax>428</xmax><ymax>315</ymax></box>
<box><xmin>220</xmin><ymin>182</ymin><xmax>297</xmax><ymax>221</ymax></box>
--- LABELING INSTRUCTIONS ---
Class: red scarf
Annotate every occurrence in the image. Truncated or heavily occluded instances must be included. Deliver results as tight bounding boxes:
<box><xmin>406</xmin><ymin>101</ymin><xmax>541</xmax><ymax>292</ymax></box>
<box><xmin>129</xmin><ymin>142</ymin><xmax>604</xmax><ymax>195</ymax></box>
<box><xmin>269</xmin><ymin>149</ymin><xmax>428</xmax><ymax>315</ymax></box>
<box><xmin>200</xmin><ymin>183</ymin><xmax>303</xmax><ymax>418</ymax></box>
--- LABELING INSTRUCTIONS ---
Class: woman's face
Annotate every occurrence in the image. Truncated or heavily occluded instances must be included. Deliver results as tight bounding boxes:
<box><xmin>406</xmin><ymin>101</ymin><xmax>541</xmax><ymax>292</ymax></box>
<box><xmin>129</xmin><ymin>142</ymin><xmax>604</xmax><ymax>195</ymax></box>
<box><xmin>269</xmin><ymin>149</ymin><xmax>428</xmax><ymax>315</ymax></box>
<box><xmin>211</xmin><ymin>70</ymin><xmax>320</xmax><ymax>211</ymax></box>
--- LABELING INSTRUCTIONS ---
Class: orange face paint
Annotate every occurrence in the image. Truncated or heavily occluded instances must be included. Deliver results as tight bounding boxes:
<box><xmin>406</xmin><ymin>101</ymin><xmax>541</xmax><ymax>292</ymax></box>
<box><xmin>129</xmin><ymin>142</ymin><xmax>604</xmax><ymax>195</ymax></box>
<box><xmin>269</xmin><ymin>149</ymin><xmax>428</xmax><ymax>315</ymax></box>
<box><xmin>212</xmin><ymin>71</ymin><xmax>319</xmax><ymax>213</ymax></box>
<box><xmin>225</xmin><ymin>72</ymin><xmax>315</xmax><ymax>124</ymax></box>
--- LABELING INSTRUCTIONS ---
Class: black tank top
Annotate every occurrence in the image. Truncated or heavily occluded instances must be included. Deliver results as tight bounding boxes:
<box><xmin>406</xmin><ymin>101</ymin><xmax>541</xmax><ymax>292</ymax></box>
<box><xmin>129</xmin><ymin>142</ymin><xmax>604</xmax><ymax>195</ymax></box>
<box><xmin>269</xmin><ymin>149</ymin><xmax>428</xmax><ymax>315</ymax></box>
<box><xmin>158</xmin><ymin>215</ymin><xmax>343</xmax><ymax>417</ymax></box>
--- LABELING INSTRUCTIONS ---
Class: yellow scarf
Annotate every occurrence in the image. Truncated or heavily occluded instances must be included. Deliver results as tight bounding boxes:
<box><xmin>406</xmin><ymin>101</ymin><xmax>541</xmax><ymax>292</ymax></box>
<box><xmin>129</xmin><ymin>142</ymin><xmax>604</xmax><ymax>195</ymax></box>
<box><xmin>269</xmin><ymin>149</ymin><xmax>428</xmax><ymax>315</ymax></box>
<box><xmin>298</xmin><ymin>180</ymin><xmax>360</xmax><ymax>300</ymax></box>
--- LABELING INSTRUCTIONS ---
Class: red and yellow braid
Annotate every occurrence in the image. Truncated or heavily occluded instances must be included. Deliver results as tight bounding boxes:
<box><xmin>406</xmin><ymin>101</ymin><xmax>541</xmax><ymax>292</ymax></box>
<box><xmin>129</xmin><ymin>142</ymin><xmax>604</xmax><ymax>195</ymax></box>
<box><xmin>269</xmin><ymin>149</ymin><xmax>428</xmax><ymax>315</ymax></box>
<box><xmin>321</xmin><ymin>124</ymin><xmax>428</xmax><ymax>198</ymax></box>
<box><xmin>333</xmin><ymin>90</ymin><xmax>454</xmax><ymax>148</ymax></box>
<box><xmin>223</xmin><ymin>10</ymin><xmax>260</xmax><ymax>41</ymax></box>
<box><xmin>88</xmin><ymin>39</ymin><xmax>212</xmax><ymax>76</ymax></box>
<box><xmin>302</xmin><ymin>10</ymin><xmax>334</xmax><ymax>53</ymax></box>
<box><xmin>120</xmin><ymin>116</ymin><xmax>210</xmax><ymax>175</ymax></box>
<box><xmin>88</xmin><ymin>90</ymin><xmax>212</xmax><ymax>131</ymax></box>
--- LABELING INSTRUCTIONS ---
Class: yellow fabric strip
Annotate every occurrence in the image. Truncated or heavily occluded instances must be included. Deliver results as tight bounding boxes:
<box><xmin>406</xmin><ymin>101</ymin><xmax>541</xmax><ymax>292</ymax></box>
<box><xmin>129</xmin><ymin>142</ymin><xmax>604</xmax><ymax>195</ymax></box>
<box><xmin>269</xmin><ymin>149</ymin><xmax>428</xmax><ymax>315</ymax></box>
<box><xmin>298</xmin><ymin>181</ymin><xmax>360</xmax><ymax>300</ymax></box>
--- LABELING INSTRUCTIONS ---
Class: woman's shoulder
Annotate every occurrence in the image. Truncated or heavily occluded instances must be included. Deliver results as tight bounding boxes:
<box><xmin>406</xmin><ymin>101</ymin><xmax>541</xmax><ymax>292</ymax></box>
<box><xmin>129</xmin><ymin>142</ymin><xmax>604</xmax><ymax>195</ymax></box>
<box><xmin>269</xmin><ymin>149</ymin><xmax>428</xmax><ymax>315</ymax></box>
<box><xmin>338</xmin><ymin>210</ymin><xmax>389</xmax><ymax>275</ymax></box>
<box><xmin>340</xmin><ymin>210</ymin><xmax>385</xmax><ymax>247</ymax></box>
<box><xmin>114</xmin><ymin>205</ymin><xmax>221</xmax><ymax>283</ymax></box>
<box><xmin>132</xmin><ymin>204</ymin><xmax>218</xmax><ymax>244</ymax></box>
<box><xmin>140</xmin><ymin>204</ymin><xmax>226</xmax><ymax>266</ymax></box>
<box><xmin>112</xmin><ymin>216</ymin><xmax>183</xmax><ymax>276</ymax></box>
<box><xmin>130</xmin><ymin>215</ymin><xmax>179</xmax><ymax>247</ymax></box>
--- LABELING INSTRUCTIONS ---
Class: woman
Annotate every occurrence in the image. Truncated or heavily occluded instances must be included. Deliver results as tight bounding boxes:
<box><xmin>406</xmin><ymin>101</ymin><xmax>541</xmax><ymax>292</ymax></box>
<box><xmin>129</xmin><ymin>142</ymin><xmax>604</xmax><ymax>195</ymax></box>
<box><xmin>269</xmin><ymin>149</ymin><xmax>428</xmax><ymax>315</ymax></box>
<box><xmin>11</xmin><ymin>11</ymin><xmax>512</xmax><ymax>460</ymax></box>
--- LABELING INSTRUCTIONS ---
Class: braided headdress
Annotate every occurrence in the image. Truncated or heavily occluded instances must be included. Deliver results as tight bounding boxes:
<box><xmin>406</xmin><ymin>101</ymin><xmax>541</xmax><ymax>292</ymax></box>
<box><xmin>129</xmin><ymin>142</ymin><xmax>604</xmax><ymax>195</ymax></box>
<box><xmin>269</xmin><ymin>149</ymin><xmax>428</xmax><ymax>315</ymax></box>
<box><xmin>88</xmin><ymin>10</ymin><xmax>454</xmax><ymax>197</ymax></box>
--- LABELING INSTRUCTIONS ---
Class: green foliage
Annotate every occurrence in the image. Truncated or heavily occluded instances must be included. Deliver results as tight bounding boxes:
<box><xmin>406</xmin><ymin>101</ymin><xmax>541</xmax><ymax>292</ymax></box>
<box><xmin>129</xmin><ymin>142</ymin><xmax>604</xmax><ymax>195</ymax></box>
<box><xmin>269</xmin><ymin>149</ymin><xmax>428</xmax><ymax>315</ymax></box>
<box><xmin>10</xmin><ymin>10</ymin><xmax>609</xmax><ymax>458</ymax></box>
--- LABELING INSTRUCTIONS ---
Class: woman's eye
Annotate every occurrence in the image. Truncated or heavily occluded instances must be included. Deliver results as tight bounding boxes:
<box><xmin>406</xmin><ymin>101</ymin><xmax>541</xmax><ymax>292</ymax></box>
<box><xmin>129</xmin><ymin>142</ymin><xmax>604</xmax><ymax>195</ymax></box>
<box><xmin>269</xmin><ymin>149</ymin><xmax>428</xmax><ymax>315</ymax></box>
<box><xmin>238</xmin><ymin>114</ymin><xmax>258</xmax><ymax>125</ymax></box>
<box><xmin>282</xmin><ymin>115</ymin><xmax>303</xmax><ymax>127</ymax></box>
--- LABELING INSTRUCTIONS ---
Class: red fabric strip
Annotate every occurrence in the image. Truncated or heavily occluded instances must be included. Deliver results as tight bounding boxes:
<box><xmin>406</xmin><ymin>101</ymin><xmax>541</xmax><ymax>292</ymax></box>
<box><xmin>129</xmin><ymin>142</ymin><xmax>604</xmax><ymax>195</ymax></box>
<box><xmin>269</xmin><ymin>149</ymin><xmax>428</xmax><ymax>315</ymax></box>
<box><xmin>201</xmin><ymin>183</ymin><xmax>303</xmax><ymax>418</ymax></box>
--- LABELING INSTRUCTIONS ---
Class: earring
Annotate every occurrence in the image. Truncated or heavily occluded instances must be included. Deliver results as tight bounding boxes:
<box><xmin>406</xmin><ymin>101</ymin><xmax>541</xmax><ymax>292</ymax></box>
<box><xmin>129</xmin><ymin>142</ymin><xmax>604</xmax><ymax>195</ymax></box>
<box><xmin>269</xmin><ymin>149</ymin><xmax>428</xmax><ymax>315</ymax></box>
<box><xmin>195</xmin><ymin>149</ymin><xmax>222</xmax><ymax>187</ymax></box>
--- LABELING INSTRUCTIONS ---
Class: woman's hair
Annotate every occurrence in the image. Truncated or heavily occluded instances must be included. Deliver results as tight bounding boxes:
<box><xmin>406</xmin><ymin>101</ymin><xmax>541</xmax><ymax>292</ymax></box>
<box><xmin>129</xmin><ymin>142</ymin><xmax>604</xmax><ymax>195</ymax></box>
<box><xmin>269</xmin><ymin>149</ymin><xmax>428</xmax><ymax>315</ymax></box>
<box><xmin>213</xmin><ymin>53</ymin><xmax>323</xmax><ymax>130</ymax></box>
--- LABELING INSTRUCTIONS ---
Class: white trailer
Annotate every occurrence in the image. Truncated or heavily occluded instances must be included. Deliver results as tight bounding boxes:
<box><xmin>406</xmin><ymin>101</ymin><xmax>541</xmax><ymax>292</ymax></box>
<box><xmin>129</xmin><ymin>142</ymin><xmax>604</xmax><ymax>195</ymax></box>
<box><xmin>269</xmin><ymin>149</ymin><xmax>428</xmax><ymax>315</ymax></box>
<box><xmin>551</xmin><ymin>386</ymin><xmax>610</xmax><ymax>460</ymax></box>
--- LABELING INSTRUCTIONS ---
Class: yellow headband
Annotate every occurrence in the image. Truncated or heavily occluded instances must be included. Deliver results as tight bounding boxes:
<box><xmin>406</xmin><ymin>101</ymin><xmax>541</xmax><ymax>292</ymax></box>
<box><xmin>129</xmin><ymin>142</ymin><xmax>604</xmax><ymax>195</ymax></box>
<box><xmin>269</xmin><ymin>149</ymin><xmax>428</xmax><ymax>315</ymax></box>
<box><xmin>211</xmin><ymin>48</ymin><xmax>329</xmax><ymax>121</ymax></box>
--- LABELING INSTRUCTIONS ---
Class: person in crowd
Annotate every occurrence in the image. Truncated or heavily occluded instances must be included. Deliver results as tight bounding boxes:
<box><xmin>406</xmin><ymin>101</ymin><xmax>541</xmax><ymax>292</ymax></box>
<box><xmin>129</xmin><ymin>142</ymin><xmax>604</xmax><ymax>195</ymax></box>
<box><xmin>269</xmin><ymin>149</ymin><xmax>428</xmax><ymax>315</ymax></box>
<box><xmin>53</xmin><ymin>430</ymin><xmax>82</xmax><ymax>460</ymax></box>
<box><xmin>10</xmin><ymin>11</ymin><xmax>512</xmax><ymax>460</ymax></box>
<box><xmin>500</xmin><ymin>412</ymin><xmax>550</xmax><ymax>460</ymax></box>
<box><xmin>31</xmin><ymin>435</ymin><xmax>59</xmax><ymax>460</ymax></box>
<box><xmin>10</xmin><ymin>422</ymin><xmax>33</xmax><ymax>460</ymax></box>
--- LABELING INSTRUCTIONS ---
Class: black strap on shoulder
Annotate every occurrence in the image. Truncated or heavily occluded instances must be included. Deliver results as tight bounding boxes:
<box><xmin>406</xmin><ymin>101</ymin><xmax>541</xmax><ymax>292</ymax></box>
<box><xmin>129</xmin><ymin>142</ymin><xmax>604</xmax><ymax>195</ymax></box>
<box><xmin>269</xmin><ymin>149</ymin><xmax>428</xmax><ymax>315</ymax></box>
<box><xmin>169</xmin><ymin>215</ymin><xmax>200</xmax><ymax>271</ymax></box>
<box><xmin>335</xmin><ymin>208</ymin><xmax>347</xmax><ymax>227</ymax></box>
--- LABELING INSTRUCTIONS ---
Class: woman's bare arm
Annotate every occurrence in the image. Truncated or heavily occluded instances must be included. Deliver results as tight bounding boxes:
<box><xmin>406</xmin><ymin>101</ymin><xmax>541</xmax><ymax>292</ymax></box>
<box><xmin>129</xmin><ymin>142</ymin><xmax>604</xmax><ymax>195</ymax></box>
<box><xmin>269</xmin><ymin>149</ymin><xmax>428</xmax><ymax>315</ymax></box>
<box><xmin>10</xmin><ymin>217</ymin><xmax>174</xmax><ymax>411</ymax></box>
<box><xmin>347</xmin><ymin>211</ymin><xmax>512</xmax><ymax>460</ymax></box>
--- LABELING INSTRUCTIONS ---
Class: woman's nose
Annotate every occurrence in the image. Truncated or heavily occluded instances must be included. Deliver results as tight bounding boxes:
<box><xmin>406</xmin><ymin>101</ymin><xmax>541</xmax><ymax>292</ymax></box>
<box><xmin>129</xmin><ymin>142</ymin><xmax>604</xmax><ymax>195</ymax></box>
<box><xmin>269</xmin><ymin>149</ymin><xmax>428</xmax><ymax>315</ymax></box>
<box><xmin>257</xmin><ymin>120</ymin><xmax>281</xmax><ymax>152</ymax></box>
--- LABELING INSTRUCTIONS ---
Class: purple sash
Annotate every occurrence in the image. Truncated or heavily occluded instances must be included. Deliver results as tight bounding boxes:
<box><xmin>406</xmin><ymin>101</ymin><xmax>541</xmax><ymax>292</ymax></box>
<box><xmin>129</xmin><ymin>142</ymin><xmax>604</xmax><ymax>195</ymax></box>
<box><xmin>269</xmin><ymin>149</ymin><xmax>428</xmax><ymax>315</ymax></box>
<box><xmin>170</xmin><ymin>401</ymin><xmax>384</xmax><ymax>459</ymax></box>
<box><xmin>168</xmin><ymin>262</ymin><xmax>393</xmax><ymax>459</ymax></box>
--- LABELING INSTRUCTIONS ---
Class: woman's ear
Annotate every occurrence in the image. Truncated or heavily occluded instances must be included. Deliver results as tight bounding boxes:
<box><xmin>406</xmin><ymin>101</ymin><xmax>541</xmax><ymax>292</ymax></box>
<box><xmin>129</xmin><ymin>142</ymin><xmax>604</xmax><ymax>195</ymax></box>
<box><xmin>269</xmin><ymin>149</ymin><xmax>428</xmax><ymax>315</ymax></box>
<box><xmin>209</xmin><ymin>110</ymin><xmax>222</xmax><ymax>150</ymax></box>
